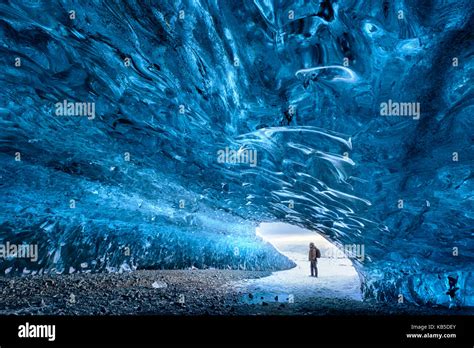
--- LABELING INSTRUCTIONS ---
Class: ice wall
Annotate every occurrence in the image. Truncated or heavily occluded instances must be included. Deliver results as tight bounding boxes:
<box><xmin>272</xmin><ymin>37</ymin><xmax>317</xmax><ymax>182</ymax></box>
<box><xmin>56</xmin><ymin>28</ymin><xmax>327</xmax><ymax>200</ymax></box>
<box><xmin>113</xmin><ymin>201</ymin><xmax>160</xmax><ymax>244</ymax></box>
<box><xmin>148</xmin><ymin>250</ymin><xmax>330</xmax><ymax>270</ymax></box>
<box><xmin>0</xmin><ymin>0</ymin><xmax>472</xmax><ymax>306</ymax></box>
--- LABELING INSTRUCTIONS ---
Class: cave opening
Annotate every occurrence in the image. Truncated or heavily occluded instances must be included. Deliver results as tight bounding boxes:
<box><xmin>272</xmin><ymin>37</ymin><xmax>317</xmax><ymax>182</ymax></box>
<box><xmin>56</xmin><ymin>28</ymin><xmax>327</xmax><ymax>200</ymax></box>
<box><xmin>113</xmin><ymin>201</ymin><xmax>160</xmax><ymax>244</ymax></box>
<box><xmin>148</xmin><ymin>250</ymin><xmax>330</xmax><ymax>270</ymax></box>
<box><xmin>253</xmin><ymin>222</ymin><xmax>362</xmax><ymax>301</ymax></box>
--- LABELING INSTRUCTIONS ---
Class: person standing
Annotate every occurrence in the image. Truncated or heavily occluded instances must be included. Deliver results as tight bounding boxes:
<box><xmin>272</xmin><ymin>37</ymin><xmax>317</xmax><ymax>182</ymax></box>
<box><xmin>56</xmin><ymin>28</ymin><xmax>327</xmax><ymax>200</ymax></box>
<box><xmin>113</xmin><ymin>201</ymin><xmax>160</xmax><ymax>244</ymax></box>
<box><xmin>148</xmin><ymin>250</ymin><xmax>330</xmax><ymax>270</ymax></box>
<box><xmin>308</xmin><ymin>242</ymin><xmax>321</xmax><ymax>277</ymax></box>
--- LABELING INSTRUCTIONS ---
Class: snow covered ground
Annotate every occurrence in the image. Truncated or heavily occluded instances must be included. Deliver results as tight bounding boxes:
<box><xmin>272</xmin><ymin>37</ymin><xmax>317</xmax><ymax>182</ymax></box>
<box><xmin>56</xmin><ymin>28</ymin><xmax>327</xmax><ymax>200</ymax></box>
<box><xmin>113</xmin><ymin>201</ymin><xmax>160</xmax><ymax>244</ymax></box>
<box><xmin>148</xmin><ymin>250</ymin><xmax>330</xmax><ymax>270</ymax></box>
<box><xmin>231</xmin><ymin>223</ymin><xmax>362</xmax><ymax>303</ymax></box>
<box><xmin>234</xmin><ymin>253</ymin><xmax>362</xmax><ymax>301</ymax></box>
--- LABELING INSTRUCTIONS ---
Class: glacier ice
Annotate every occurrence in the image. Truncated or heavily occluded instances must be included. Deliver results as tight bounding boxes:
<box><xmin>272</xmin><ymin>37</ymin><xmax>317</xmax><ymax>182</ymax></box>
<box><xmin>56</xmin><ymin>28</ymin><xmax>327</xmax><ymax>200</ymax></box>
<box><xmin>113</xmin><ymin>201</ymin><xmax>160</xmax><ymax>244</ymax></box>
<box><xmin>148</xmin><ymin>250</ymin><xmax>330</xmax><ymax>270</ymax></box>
<box><xmin>0</xmin><ymin>0</ymin><xmax>473</xmax><ymax>308</ymax></box>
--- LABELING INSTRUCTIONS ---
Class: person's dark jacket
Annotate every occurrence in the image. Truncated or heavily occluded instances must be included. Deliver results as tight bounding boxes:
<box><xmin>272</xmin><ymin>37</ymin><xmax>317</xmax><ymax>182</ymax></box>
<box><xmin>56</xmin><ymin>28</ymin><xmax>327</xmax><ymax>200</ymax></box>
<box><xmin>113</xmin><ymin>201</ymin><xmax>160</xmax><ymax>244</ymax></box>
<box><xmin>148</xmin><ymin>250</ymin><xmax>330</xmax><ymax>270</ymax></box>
<box><xmin>309</xmin><ymin>246</ymin><xmax>320</xmax><ymax>261</ymax></box>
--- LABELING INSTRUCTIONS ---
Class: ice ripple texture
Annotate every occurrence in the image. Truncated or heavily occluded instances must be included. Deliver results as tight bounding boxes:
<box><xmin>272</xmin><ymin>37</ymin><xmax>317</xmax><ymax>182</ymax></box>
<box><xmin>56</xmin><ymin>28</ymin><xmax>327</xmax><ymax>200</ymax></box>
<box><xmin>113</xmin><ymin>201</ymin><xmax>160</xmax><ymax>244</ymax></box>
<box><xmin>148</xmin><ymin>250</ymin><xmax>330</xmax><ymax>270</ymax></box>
<box><xmin>0</xmin><ymin>0</ymin><xmax>473</xmax><ymax>307</ymax></box>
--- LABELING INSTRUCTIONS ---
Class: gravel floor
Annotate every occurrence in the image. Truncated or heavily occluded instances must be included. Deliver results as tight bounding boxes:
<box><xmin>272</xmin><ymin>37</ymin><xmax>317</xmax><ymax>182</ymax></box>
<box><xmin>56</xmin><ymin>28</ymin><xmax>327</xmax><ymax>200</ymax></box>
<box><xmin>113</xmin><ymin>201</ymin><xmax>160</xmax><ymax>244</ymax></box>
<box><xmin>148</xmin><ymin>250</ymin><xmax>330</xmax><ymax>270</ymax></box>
<box><xmin>0</xmin><ymin>270</ymin><xmax>472</xmax><ymax>315</ymax></box>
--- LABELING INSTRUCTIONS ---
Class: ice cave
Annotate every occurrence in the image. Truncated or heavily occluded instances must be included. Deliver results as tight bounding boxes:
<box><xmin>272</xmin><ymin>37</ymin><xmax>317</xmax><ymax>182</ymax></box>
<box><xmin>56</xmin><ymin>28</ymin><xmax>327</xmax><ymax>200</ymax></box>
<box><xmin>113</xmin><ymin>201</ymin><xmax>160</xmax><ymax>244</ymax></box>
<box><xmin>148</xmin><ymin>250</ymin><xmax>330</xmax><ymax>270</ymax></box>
<box><xmin>0</xmin><ymin>0</ymin><xmax>473</xmax><ymax>310</ymax></box>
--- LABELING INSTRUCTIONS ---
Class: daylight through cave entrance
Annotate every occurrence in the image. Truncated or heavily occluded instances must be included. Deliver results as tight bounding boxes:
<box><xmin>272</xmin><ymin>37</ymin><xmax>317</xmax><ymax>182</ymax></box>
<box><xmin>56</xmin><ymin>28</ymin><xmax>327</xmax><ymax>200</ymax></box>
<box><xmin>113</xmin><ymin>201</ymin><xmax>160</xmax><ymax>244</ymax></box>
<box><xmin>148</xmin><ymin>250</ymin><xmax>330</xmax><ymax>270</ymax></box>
<box><xmin>252</xmin><ymin>222</ymin><xmax>362</xmax><ymax>301</ymax></box>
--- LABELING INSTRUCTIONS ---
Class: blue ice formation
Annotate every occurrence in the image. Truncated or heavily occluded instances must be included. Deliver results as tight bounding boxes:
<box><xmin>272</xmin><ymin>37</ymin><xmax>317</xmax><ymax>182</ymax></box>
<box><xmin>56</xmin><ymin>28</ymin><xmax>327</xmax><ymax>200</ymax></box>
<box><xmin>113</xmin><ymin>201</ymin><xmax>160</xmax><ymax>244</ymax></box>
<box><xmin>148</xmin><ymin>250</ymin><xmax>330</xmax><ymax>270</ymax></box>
<box><xmin>0</xmin><ymin>0</ymin><xmax>473</xmax><ymax>308</ymax></box>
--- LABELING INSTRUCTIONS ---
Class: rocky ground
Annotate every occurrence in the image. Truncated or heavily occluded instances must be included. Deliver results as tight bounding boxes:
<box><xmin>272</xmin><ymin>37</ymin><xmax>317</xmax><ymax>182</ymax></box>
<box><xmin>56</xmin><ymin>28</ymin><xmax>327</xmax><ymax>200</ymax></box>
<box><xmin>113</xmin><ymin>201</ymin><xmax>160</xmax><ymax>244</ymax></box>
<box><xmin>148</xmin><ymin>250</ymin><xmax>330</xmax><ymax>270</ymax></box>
<box><xmin>0</xmin><ymin>269</ymin><xmax>472</xmax><ymax>315</ymax></box>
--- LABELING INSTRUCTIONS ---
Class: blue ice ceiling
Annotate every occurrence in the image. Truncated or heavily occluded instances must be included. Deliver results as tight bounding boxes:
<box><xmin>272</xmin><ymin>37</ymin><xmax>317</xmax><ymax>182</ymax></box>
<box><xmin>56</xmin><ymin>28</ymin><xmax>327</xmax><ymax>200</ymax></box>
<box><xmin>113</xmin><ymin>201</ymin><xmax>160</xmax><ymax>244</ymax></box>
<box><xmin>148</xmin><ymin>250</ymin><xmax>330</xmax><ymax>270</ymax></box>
<box><xmin>0</xmin><ymin>0</ymin><xmax>473</xmax><ymax>307</ymax></box>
